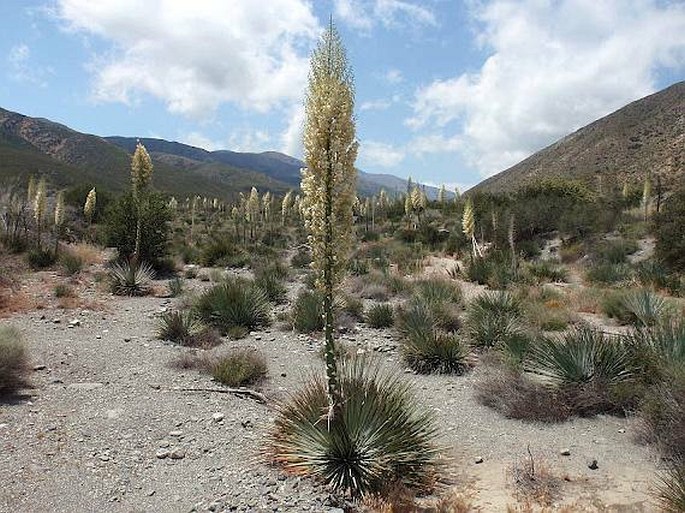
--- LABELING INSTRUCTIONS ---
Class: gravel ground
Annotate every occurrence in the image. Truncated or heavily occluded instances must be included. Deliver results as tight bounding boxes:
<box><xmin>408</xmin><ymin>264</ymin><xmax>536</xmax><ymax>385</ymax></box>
<box><xmin>0</xmin><ymin>272</ymin><xmax>663</xmax><ymax>512</ymax></box>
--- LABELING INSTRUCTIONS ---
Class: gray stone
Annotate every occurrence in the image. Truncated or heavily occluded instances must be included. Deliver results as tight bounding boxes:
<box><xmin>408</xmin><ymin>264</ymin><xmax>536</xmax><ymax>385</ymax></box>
<box><xmin>170</xmin><ymin>447</ymin><xmax>186</xmax><ymax>460</ymax></box>
<box><xmin>560</xmin><ymin>449</ymin><xmax>571</xmax><ymax>456</ymax></box>
<box><xmin>155</xmin><ymin>449</ymin><xmax>170</xmax><ymax>459</ymax></box>
<box><xmin>212</xmin><ymin>412</ymin><xmax>225</xmax><ymax>423</ymax></box>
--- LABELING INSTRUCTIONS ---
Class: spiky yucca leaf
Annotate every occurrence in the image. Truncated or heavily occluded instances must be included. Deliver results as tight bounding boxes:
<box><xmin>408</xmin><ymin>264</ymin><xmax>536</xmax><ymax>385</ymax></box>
<box><xmin>109</xmin><ymin>260</ymin><xmax>155</xmax><ymax>296</ymax></box>
<box><xmin>270</xmin><ymin>357</ymin><xmax>440</xmax><ymax>497</ymax></box>
<box><xmin>656</xmin><ymin>460</ymin><xmax>685</xmax><ymax>513</ymax></box>
<box><xmin>157</xmin><ymin>311</ymin><xmax>201</xmax><ymax>345</ymax></box>
<box><xmin>621</xmin><ymin>289</ymin><xmax>674</xmax><ymax>327</ymax></box>
<box><xmin>466</xmin><ymin>291</ymin><xmax>526</xmax><ymax>349</ymax></box>
<box><xmin>526</xmin><ymin>327</ymin><xmax>634</xmax><ymax>387</ymax></box>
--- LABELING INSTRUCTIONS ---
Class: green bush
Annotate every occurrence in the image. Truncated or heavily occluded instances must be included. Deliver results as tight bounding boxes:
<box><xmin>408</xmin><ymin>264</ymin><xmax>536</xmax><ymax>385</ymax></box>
<box><xmin>655</xmin><ymin>187</ymin><xmax>685</xmax><ymax>271</ymax></box>
<box><xmin>585</xmin><ymin>263</ymin><xmax>631</xmax><ymax>285</ymax></box>
<box><xmin>465</xmin><ymin>292</ymin><xmax>527</xmax><ymax>349</ymax></box>
<box><xmin>0</xmin><ymin>326</ymin><xmax>30</xmax><ymax>395</ymax></box>
<box><xmin>212</xmin><ymin>349</ymin><xmax>267</xmax><ymax>387</ymax></box>
<box><xmin>27</xmin><ymin>249</ymin><xmax>56</xmax><ymax>270</ymax></box>
<box><xmin>621</xmin><ymin>289</ymin><xmax>674</xmax><ymax>327</ymax></box>
<box><xmin>270</xmin><ymin>357</ymin><xmax>439</xmax><ymax>496</ymax></box>
<box><xmin>365</xmin><ymin>303</ymin><xmax>394</xmax><ymax>328</ymax></box>
<box><xmin>200</xmin><ymin>239</ymin><xmax>249</xmax><ymax>268</ymax></box>
<box><xmin>167</xmin><ymin>277</ymin><xmax>184</xmax><ymax>297</ymax></box>
<box><xmin>527</xmin><ymin>261</ymin><xmax>568</xmax><ymax>283</ymax></box>
<box><xmin>54</xmin><ymin>284</ymin><xmax>76</xmax><ymax>298</ymax></box>
<box><xmin>415</xmin><ymin>277</ymin><xmax>462</xmax><ymax>306</ymax></box>
<box><xmin>291</xmin><ymin>290</ymin><xmax>325</xmax><ymax>333</ymax></box>
<box><xmin>254</xmin><ymin>268</ymin><xmax>288</xmax><ymax>304</ymax></box>
<box><xmin>634</xmin><ymin>260</ymin><xmax>671</xmax><ymax>290</ymax></box>
<box><xmin>109</xmin><ymin>260</ymin><xmax>155</xmax><ymax>296</ymax></box>
<box><xmin>157</xmin><ymin>311</ymin><xmax>221</xmax><ymax>348</ymax></box>
<box><xmin>194</xmin><ymin>278</ymin><xmax>270</xmax><ymax>338</ymax></box>
<box><xmin>104</xmin><ymin>191</ymin><xmax>172</xmax><ymax>266</ymax></box>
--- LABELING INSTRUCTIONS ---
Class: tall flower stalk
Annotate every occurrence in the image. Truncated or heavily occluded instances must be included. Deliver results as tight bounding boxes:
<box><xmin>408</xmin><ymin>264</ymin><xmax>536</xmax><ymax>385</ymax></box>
<box><xmin>131</xmin><ymin>141</ymin><xmax>154</xmax><ymax>261</ymax></box>
<box><xmin>33</xmin><ymin>177</ymin><xmax>47</xmax><ymax>248</ymax></box>
<box><xmin>53</xmin><ymin>190</ymin><xmax>65</xmax><ymax>254</ymax></box>
<box><xmin>300</xmin><ymin>19</ymin><xmax>358</xmax><ymax>418</ymax></box>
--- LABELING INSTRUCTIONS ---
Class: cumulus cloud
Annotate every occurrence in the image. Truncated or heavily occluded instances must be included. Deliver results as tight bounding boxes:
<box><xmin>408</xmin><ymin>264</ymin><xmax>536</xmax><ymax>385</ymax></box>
<box><xmin>333</xmin><ymin>0</ymin><xmax>435</xmax><ymax>31</ymax></box>
<box><xmin>359</xmin><ymin>140</ymin><xmax>405</xmax><ymax>167</ymax></box>
<box><xmin>280</xmin><ymin>103</ymin><xmax>305</xmax><ymax>157</ymax></box>
<box><xmin>54</xmin><ymin>0</ymin><xmax>319</xmax><ymax>118</ymax></box>
<box><xmin>407</xmin><ymin>0</ymin><xmax>685</xmax><ymax>176</ymax></box>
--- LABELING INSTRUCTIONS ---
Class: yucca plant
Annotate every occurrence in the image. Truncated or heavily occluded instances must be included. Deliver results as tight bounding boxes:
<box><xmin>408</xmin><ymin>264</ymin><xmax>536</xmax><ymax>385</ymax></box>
<box><xmin>157</xmin><ymin>311</ymin><xmax>201</xmax><ymax>345</ymax></box>
<box><xmin>254</xmin><ymin>266</ymin><xmax>288</xmax><ymax>304</ymax></box>
<box><xmin>415</xmin><ymin>277</ymin><xmax>462</xmax><ymax>306</ymax></box>
<box><xmin>194</xmin><ymin>278</ymin><xmax>270</xmax><ymax>337</ymax></box>
<box><xmin>270</xmin><ymin>356</ymin><xmax>440</xmax><ymax>497</ymax></box>
<box><xmin>167</xmin><ymin>277</ymin><xmax>184</xmax><ymax>297</ymax></box>
<box><xmin>466</xmin><ymin>292</ymin><xmax>526</xmax><ymax>349</ymax></box>
<box><xmin>365</xmin><ymin>303</ymin><xmax>394</xmax><ymax>329</ymax></box>
<box><xmin>656</xmin><ymin>461</ymin><xmax>685</xmax><ymax>513</ymax></box>
<box><xmin>292</xmin><ymin>290</ymin><xmax>325</xmax><ymax>333</ymax></box>
<box><xmin>621</xmin><ymin>289</ymin><xmax>674</xmax><ymax>327</ymax></box>
<box><xmin>396</xmin><ymin>300</ymin><xmax>468</xmax><ymax>374</ymax></box>
<box><xmin>109</xmin><ymin>260</ymin><xmax>155</xmax><ymax>296</ymax></box>
<box><xmin>526</xmin><ymin>328</ymin><xmax>634</xmax><ymax>388</ymax></box>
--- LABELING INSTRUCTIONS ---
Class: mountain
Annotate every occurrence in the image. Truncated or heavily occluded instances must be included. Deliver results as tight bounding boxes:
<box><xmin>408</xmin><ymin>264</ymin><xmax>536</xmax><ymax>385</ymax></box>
<box><xmin>473</xmin><ymin>81</ymin><xmax>685</xmax><ymax>193</ymax></box>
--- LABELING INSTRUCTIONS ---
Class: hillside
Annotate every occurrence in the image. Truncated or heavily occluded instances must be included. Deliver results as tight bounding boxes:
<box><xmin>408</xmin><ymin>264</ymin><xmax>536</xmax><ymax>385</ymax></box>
<box><xmin>473</xmin><ymin>81</ymin><xmax>685</xmax><ymax>193</ymax></box>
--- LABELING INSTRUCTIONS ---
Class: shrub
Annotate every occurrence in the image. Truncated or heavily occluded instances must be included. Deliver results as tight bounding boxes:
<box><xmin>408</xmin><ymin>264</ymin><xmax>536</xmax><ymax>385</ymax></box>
<box><xmin>291</xmin><ymin>290</ymin><xmax>325</xmax><ymax>333</ymax></box>
<box><xmin>366</xmin><ymin>303</ymin><xmax>394</xmax><ymax>328</ymax></box>
<box><xmin>109</xmin><ymin>260</ymin><xmax>155</xmax><ymax>296</ymax></box>
<box><xmin>104</xmin><ymin>191</ymin><xmax>172</xmax><ymax>266</ymax></box>
<box><xmin>167</xmin><ymin>277</ymin><xmax>184</xmax><ymax>297</ymax></box>
<box><xmin>157</xmin><ymin>311</ymin><xmax>221</xmax><ymax>348</ymax></box>
<box><xmin>585</xmin><ymin>263</ymin><xmax>631</xmax><ymax>285</ymax></box>
<box><xmin>415</xmin><ymin>277</ymin><xmax>462</xmax><ymax>306</ymax></box>
<box><xmin>639</xmin><ymin>368</ymin><xmax>685</xmax><ymax>460</ymax></box>
<box><xmin>635</xmin><ymin>260</ymin><xmax>671</xmax><ymax>290</ymax></box>
<box><xmin>396</xmin><ymin>300</ymin><xmax>468</xmax><ymax>374</ymax></box>
<box><xmin>60</xmin><ymin>253</ymin><xmax>84</xmax><ymax>276</ymax></box>
<box><xmin>291</xmin><ymin>246</ymin><xmax>312</xmax><ymax>268</ymax></box>
<box><xmin>211</xmin><ymin>349</ymin><xmax>267</xmax><ymax>387</ymax></box>
<box><xmin>194</xmin><ymin>278</ymin><xmax>271</xmax><ymax>337</ymax></box>
<box><xmin>341</xmin><ymin>294</ymin><xmax>364</xmax><ymax>321</ymax></box>
<box><xmin>656</xmin><ymin>460</ymin><xmax>685</xmax><ymax>513</ymax></box>
<box><xmin>594</xmin><ymin>238</ymin><xmax>639</xmax><ymax>264</ymax></box>
<box><xmin>527</xmin><ymin>261</ymin><xmax>568</xmax><ymax>283</ymax></box>
<box><xmin>270</xmin><ymin>357</ymin><xmax>439</xmax><ymax>496</ymax></box>
<box><xmin>27</xmin><ymin>249</ymin><xmax>56</xmax><ymax>270</ymax></box>
<box><xmin>622</xmin><ymin>289</ymin><xmax>674</xmax><ymax>327</ymax></box>
<box><xmin>655</xmin><ymin>187</ymin><xmax>685</xmax><ymax>271</ymax></box>
<box><xmin>199</xmin><ymin>239</ymin><xmax>249</xmax><ymax>268</ymax></box>
<box><xmin>601</xmin><ymin>290</ymin><xmax>635</xmax><ymax>324</ymax></box>
<box><xmin>254</xmin><ymin>268</ymin><xmax>287</xmax><ymax>304</ymax></box>
<box><xmin>465</xmin><ymin>292</ymin><xmax>527</xmax><ymax>349</ymax></box>
<box><xmin>54</xmin><ymin>284</ymin><xmax>76</xmax><ymax>298</ymax></box>
<box><xmin>0</xmin><ymin>326</ymin><xmax>30</xmax><ymax>395</ymax></box>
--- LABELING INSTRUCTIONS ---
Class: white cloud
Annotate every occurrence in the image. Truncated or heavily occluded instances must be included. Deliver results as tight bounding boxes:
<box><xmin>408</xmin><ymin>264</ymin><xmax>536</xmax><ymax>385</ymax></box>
<box><xmin>55</xmin><ymin>0</ymin><xmax>320</xmax><ymax>118</ymax></box>
<box><xmin>228</xmin><ymin>128</ymin><xmax>272</xmax><ymax>153</ymax></box>
<box><xmin>360</xmin><ymin>98</ymin><xmax>392</xmax><ymax>111</ymax></box>
<box><xmin>333</xmin><ymin>0</ymin><xmax>435</xmax><ymax>32</ymax></box>
<box><xmin>384</xmin><ymin>68</ymin><xmax>403</xmax><ymax>84</ymax></box>
<box><xmin>360</xmin><ymin>140</ymin><xmax>405</xmax><ymax>167</ymax></box>
<box><xmin>180</xmin><ymin>132</ymin><xmax>223</xmax><ymax>151</ymax></box>
<box><xmin>7</xmin><ymin>43</ymin><xmax>51</xmax><ymax>86</ymax></box>
<box><xmin>280</xmin><ymin>103</ymin><xmax>305</xmax><ymax>157</ymax></box>
<box><xmin>407</xmin><ymin>0</ymin><xmax>685</xmax><ymax>177</ymax></box>
<box><xmin>407</xmin><ymin>133</ymin><xmax>462</xmax><ymax>156</ymax></box>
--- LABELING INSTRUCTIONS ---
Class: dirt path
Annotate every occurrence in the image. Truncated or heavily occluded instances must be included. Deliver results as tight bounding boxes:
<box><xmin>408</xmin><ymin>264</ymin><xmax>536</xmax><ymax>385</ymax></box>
<box><xmin>0</xmin><ymin>276</ymin><xmax>663</xmax><ymax>512</ymax></box>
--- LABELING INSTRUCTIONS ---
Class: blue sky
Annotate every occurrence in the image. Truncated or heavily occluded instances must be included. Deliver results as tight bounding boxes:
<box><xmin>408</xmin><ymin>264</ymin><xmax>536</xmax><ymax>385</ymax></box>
<box><xmin>1</xmin><ymin>0</ymin><xmax>684</xmax><ymax>190</ymax></box>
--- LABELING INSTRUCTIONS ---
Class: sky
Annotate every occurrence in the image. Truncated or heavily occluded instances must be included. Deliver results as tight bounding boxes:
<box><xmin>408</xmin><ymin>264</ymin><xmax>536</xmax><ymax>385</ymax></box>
<box><xmin>1</xmin><ymin>0</ymin><xmax>684</xmax><ymax>191</ymax></box>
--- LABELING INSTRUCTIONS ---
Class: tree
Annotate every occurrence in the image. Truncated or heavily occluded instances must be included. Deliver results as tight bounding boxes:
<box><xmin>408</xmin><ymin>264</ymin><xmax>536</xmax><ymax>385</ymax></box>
<box><xmin>300</xmin><ymin>19</ymin><xmax>358</xmax><ymax>417</ymax></box>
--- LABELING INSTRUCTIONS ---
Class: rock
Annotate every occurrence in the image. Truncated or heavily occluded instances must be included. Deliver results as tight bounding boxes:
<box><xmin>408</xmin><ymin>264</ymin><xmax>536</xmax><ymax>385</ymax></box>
<box><xmin>95</xmin><ymin>335</ymin><xmax>102</xmax><ymax>340</ymax></box>
<box><xmin>212</xmin><ymin>412</ymin><xmax>225</xmax><ymax>423</ymax></box>
<box><xmin>52</xmin><ymin>318</ymin><xmax>61</xmax><ymax>324</ymax></box>
<box><xmin>169</xmin><ymin>430</ymin><xmax>183</xmax><ymax>437</ymax></box>
<box><xmin>588</xmin><ymin>459</ymin><xmax>599</xmax><ymax>470</ymax></box>
<box><xmin>67</xmin><ymin>382</ymin><xmax>104</xmax><ymax>391</ymax></box>
<box><xmin>159</xmin><ymin>440</ymin><xmax>170</xmax><ymax>448</ymax></box>
<box><xmin>170</xmin><ymin>448</ymin><xmax>186</xmax><ymax>460</ymax></box>
<box><xmin>155</xmin><ymin>449</ymin><xmax>170</xmax><ymax>459</ymax></box>
<box><xmin>560</xmin><ymin>449</ymin><xmax>571</xmax><ymax>456</ymax></box>
<box><xmin>68</xmin><ymin>319</ymin><xmax>81</xmax><ymax>327</ymax></box>
<box><xmin>618</xmin><ymin>428</ymin><xmax>626</xmax><ymax>434</ymax></box>
<box><xmin>475</xmin><ymin>457</ymin><xmax>484</xmax><ymax>464</ymax></box>
<box><xmin>33</xmin><ymin>364</ymin><xmax>47</xmax><ymax>371</ymax></box>
<box><xmin>241</xmin><ymin>420</ymin><xmax>253</xmax><ymax>429</ymax></box>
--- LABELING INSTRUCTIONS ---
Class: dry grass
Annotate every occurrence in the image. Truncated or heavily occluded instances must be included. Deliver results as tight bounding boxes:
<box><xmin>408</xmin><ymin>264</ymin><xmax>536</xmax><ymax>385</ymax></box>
<box><xmin>360</xmin><ymin>483</ymin><xmax>476</xmax><ymax>513</ymax></box>
<box><xmin>65</xmin><ymin>243</ymin><xmax>104</xmax><ymax>266</ymax></box>
<box><xmin>508</xmin><ymin>448</ymin><xmax>562</xmax><ymax>507</ymax></box>
<box><xmin>0</xmin><ymin>325</ymin><xmax>30</xmax><ymax>396</ymax></box>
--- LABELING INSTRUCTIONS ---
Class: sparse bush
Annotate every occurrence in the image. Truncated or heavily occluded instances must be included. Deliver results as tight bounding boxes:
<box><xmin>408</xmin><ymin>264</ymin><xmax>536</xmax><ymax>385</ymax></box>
<box><xmin>0</xmin><ymin>326</ymin><xmax>30</xmax><ymax>396</ymax></box>
<box><xmin>585</xmin><ymin>262</ymin><xmax>631</xmax><ymax>285</ymax></box>
<box><xmin>194</xmin><ymin>278</ymin><xmax>270</xmax><ymax>337</ymax></box>
<box><xmin>466</xmin><ymin>292</ymin><xmax>527</xmax><ymax>349</ymax></box>
<box><xmin>212</xmin><ymin>349</ymin><xmax>267</xmax><ymax>387</ymax></box>
<box><xmin>60</xmin><ymin>253</ymin><xmax>84</xmax><ymax>276</ymax></box>
<box><xmin>27</xmin><ymin>248</ymin><xmax>56</xmax><ymax>270</ymax></box>
<box><xmin>109</xmin><ymin>260</ymin><xmax>155</xmax><ymax>296</ymax></box>
<box><xmin>157</xmin><ymin>311</ymin><xmax>217</xmax><ymax>347</ymax></box>
<box><xmin>292</xmin><ymin>289</ymin><xmax>324</xmax><ymax>333</ymax></box>
<box><xmin>366</xmin><ymin>303</ymin><xmax>394</xmax><ymax>328</ymax></box>
<box><xmin>54</xmin><ymin>284</ymin><xmax>76</xmax><ymax>298</ymax></box>
<box><xmin>270</xmin><ymin>357</ymin><xmax>439</xmax><ymax>496</ymax></box>
<box><xmin>635</xmin><ymin>260</ymin><xmax>671</xmax><ymax>290</ymax></box>
<box><xmin>527</xmin><ymin>261</ymin><xmax>568</xmax><ymax>283</ymax></box>
<box><xmin>341</xmin><ymin>294</ymin><xmax>364</xmax><ymax>321</ymax></box>
<box><xmin>184</xmin><ymin>267</ymin><xmax>198</xmax><ymax>279</ymax></box>
<box><xmin>622</xmin><ymin>289</ymin><xmax>674</xmax><ymax>327</ymax></box>
<box><xmin>415</xmin><ymin>277</ymin><xmax>462</xmax><ymax>306</ymax></box>
<box><xmin>254</xmin><ymin>269</ymin><xmax>288</xmax><ymax>304</ymax></box>
<box><xmin>594</xmin><ymin>238</ymin><xmax>639</xmax><ymax>264</ymax></box>
<box><xmin>200</xmin><ymin>239</ymin><xmax>249</xmax><ymax>268</ymax></box>
<box><xmin>639</xmin><ymin>368</ymin><xmax>685</xmax><ymax>460</ymax></box>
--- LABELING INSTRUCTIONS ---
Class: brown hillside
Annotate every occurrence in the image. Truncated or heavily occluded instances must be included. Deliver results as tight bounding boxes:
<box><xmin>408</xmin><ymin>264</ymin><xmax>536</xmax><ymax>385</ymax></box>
<box><xmin>474</xmin><ymin>81</ymin><xmax>685</xmax><ymax>193</ymax></box>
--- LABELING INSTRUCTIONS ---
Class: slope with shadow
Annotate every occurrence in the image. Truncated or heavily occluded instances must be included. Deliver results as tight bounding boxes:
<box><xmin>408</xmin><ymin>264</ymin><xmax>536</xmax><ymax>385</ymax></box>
<box><xmin>473</xmin><ymin>81</ymin><xmax>685</xmax><ymax>193</ymax></box>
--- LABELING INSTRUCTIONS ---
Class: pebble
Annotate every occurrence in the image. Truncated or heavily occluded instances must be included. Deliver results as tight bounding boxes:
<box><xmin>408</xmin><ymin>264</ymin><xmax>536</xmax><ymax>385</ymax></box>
<box><xmin>212</xmin><ymin>413</ymin><xmax>225</xmax><ymax>423</ymax></box>
<box><xmin>52</xmin><ymin>318</ymin><xmax>61</xmax><ymax>324</ymax></box>
<box><xmin>588</xmin><ymin>459</ymin><xmax>599</xmax><ymax>470</ymax></box>
<box><xmin>560</xmin><ymin>448</ymin><xmax>571</xmax><ymax>456</ymax></box>
<box><xmin>169</xmin><ymin>430</ymin><xmax>183</xmax><ymax>437</ymax></box>
<box><xmin>475</xmin><ymin>457</ymin><xmax>484</xmax><ymax>464</ymax></box>
<box><xmin>155</xmin><ymin>449</ymin><xmax>170</xmax><ymax>459</ymax></box>
<box><xmin>68</xmin><ymin>319</ymin><xmax>81</xmax><ymax>327</ymax></box>
<box><xmin>170</xmin><ymin>448</ymin><xmax>186</xmax><ymax>460</ymax></box>
<box><xmin>33</xmin><ymin>364</ymin><xmax>47</xmax><ymax>371</ymax></box>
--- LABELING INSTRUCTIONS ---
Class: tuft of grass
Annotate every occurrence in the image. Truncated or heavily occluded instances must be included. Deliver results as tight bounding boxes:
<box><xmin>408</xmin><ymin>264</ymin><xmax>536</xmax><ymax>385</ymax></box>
<box><xmin>167</xmin><ymin>277</ymin><xmax>185</xmax><ymax>297</ymax></box>
<box><xmin>396</xmin><ymin>300</ymin><xmax>468</xmax><ymax>374</ymax></box>
<box><xmin>254</xmin><ymin>264</ymin><xmax>288</xmax><ymax>304</ymax></box>
<box><xmin>585</xmin><ymin>263</ymin><xmax>631</xmax><ymax>285</ymax></box>
<box><xmin>466</xmin><ymin>292</ymin><xmax>527</xmax><ymax>349</ymax></box>
<box><xmin>194</xmin><ymin>278</ymin><xmax>270</xmax><ymax>337</ymax></box>
<box><xmin>509</xmin><ymin>449</ymin><xmax>561</xmax><ymax>507</ymax></box>
<box><xmin>60</xmin><ymin>253</ymin><xmax>84</xmax><ymax>276</ymax></box>
<box><xmin>366</xmin><ymin>303</ymin><xmax>394</xmax><ymax>329</ymax></box>
<box><xmin>27</xmin><ymin>249</ymin><xmax>56</xmax><ymax>270</ymax></box>
<box><xmin>157</xmin><ymin>310</ymin><xmax>221</xmax><ymax>347</ymax></box>
<box><xmin>0</xmin><ymin>326</ymin><xmax>30</xmax><ymax>396</ymax></box>
<box><xmin>54</xmin><ymin>284</ymin><xmax>76</xmax><ymax>298</ymax></box>
<box><xmin>621</xmin><ymin>289</ymin><xmax>674</xmax><ymax>327</ymax></box>
<box><xmin>526</xmin><ymin>261</ymin><xmax>568</xmax><ymax>283</ymax></box>
<box><xmin>109</xmin><ymin>260</ymin><xmax>155</xmax><ymax>296</ymax></box>
<box><xmin>270</xmin><ymin>356</ymin><xmax>440</xmax><ymax>497</ymax></box>
<box><xmin>199</xmin><ymin>239</ymin><xmax>249</xmax><ymax>268</ymax></box>
<box><xmin>415</xmin><ymin>277</ymin><xmax>462</xmax><ymax>306</ymax></box>
<box><xmin>211</xmin><ymin>349</ymin><xmax>267</xmax><ymax>387</ymax></box>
